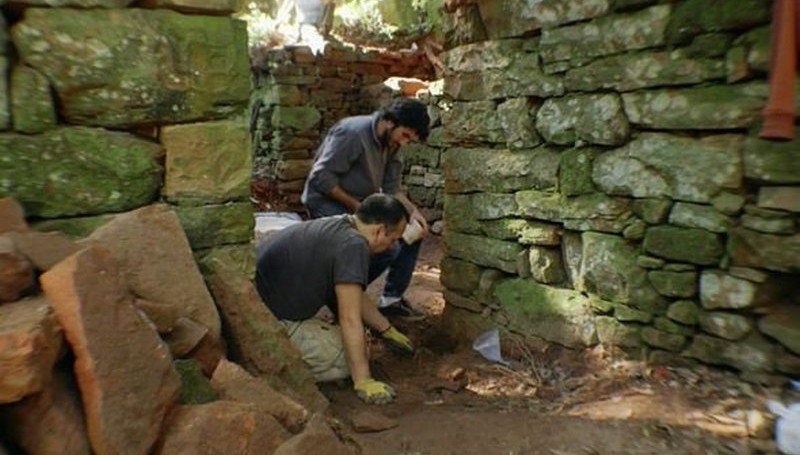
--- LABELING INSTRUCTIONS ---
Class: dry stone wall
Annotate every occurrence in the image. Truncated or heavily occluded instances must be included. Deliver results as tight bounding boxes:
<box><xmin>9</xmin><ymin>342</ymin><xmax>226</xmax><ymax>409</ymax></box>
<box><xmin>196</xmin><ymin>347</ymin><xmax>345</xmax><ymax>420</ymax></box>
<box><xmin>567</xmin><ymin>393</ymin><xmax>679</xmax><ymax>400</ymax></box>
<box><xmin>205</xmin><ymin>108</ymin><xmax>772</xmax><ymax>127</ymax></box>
<box><xmin>0</xmin><ymin>1</ymin><xmax>254</xmax><ymax>256</ymax></box>
<box><xmin>441</xmin><ymin>0</ymin><xmax>800</xmax><ymax>382</ymax></box>
<box><xmin>251</xmin><ymin>43</ymin><xmax>434</xmax><ymax>210</ymax></box>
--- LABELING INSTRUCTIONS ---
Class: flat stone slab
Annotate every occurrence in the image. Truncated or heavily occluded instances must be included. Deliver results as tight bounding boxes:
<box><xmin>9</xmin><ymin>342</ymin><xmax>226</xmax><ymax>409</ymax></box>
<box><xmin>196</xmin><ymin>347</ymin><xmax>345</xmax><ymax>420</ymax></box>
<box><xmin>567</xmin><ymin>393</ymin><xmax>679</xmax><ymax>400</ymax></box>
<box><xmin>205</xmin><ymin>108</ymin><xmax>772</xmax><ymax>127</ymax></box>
<box><xmin>157</xmin><ymin>401</ymin><xmax>289</xmax><ymax>455</ymax></box>
<box><xmin>6</xmin><ymin>231</ymin><xmax>81</xmax><ymax>271</ymax></box>
<box><xmin>41</xmin><ymin>246</ymin><xmax>180</xmax><ymax>455</ymax></box>
<box><xmin>88</xmin><ymin>204</ymin><xmax>221</xmax><ymax>343</ymax></box>
<box><xmin>759</xmin><ymin>307</ymin><xmax>800</xmax><ymax>356</ymax></box>
<box><xmin>0</xmin><ymin>297</ymin><xmax>62</xmax><ymax>404</ymax></box>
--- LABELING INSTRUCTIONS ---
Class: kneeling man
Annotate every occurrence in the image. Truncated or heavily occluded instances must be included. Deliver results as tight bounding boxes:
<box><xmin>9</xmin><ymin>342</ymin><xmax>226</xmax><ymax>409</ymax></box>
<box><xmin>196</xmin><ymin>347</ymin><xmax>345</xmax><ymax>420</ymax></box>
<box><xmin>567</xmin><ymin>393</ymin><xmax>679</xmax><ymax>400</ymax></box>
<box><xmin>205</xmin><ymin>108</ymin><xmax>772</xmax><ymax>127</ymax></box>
<box><xmin>255</xmin><ymin>193</ymin><xmax>414</xmax><ymax>405</ymax></box>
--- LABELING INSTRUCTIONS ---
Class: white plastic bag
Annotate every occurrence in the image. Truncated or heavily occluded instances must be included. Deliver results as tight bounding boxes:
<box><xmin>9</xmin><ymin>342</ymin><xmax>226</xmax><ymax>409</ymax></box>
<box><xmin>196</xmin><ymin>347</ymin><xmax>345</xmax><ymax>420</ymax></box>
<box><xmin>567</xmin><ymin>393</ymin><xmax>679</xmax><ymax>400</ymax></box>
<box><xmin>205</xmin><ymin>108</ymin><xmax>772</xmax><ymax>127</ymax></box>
<box><xmin>768</xmin><ymin>400</ymin><xmax>800</xmax><ymax>454</ymax></box>
<box><xmin>472</xmin><ymin>329</ymin><xmax>510</xmax><ymax>366</ymax></box>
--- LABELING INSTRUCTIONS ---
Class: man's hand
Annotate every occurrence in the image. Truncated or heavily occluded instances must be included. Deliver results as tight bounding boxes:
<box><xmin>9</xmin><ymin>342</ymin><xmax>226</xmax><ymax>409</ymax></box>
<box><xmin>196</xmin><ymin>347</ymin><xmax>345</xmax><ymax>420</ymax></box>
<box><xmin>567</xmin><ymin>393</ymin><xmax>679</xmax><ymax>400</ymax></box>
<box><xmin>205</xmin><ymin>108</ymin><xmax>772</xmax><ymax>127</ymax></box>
<box><xmin>410</xmin><ymin>209</ymin><xmax>430</xmax><ymax>236</ymax></box>
<box><xmin>354</xmin><ymin>379</ymin><xmax>396</xmax><ymax>405</ymax></box>
<box><xmin>381</xmin><ymin>325</ymin><xmax>414</xmax><ymax>355</ymax></box>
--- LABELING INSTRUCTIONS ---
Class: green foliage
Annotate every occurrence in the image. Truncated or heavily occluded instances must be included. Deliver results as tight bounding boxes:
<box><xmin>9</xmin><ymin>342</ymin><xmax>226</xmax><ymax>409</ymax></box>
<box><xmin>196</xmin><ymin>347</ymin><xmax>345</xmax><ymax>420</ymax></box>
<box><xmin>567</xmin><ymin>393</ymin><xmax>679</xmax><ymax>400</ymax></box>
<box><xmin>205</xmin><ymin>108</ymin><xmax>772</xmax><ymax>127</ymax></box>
<box><xmin>333</xmin><ymin>0</ymin><xmax>443</xmax><ymax>46</ymax></box>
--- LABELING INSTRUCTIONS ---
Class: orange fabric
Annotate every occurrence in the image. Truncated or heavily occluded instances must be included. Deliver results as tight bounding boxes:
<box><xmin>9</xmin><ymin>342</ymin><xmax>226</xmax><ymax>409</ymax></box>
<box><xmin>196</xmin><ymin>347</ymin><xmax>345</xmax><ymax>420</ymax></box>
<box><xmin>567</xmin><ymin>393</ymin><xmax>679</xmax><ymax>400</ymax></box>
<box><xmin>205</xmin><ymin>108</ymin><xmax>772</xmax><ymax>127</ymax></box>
<box><xmin>760</xmin><ymin>0</ymin><xmax>800</xmax><ymax>140</ymax></box>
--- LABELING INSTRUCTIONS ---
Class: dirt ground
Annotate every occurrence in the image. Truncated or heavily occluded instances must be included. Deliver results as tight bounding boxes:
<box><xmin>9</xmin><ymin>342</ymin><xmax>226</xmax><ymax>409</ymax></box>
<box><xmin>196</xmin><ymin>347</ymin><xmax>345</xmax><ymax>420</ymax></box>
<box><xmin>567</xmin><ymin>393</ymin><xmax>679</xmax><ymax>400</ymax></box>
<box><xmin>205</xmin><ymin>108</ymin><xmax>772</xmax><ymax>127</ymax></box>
<box><xmin>321</xmin><ymin>236</ymin><xmax>785</xmax><ymax>455</ymax></box>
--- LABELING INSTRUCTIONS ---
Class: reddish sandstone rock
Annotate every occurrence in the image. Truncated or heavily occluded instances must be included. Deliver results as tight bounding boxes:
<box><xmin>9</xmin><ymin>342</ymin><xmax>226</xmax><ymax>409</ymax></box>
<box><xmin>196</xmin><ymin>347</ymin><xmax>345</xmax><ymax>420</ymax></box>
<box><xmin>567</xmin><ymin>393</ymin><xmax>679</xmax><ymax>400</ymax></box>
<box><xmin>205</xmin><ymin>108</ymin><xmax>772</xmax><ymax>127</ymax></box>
<box><xmin>186</xmin><ymin>332</ymin><xmax>226</xmax><ymax>377</ymax></box>
<box><xmin>201</xmin><ymin>253</ymin><xmax>328</xmax><ymax>412</ymax></box>
<box><xmin>6</xmin><ymin>231</ymin><xmax>82</xmax><ymax>271</ymax></box>
<box><xmin>0</xmin><ymin>297</ymin><xmax>63</xmax><ymax>403</ymax></box>
<box><xmin>164</xmin><ymin>316</ymin><xmax>209</xmax><ymax>357</ymax></box>
<box><xmin>157</xmin><ymin>401</ymin><xmax>289</xmax><ymax>455</ymax></box>
<box><xmin>0</xmin><ymin>237</ymin><xmax>34</xmax><ymax>303</ymax></box>
<box><xmin>0</xmin><ymin>197</ymin><xmax>29</xmax><ymax>234</ymax></box>
<box><xmin>41</xmin><ymin>246</ymin><xmax>180</xmax><ymax>455</ymax></box>
<box><xmin>0</xmin><ymin>368</ymin><xmax>91</xmax><ymax>455</ymax></box>
<box><xmin>211</xmin><ymin>359</ymin><xmax>309</xmax><ymax>433</ymax></box>
<box><xmin>88</xmin><ymin>204</ymin><xmax>221</xmax><ymax>342</ymax></box>
<box><xmin>274</xmin><ymin>414</ymin><xmax>352</xmax><ymax>455</ymax></box>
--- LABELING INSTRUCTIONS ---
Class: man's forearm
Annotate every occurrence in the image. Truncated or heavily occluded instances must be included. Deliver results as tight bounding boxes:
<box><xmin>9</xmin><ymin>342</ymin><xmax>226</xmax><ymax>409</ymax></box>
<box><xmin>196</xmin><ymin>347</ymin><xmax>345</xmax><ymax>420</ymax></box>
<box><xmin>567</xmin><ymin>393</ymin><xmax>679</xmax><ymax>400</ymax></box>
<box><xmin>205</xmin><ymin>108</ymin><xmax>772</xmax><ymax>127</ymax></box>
<box><xmin>329</xmin><ymin>185</ymin><xmax>361</xmax><ymax>212</ymax></box>
<box><xmin>360</xmin><ymin>293</ymin><xmax>391</xmax><ymax>333</ymax></box>
<box><xmin>336</xmin><ymin>284</ymin><xmax>371</xmax><ymax>382</ymax></box>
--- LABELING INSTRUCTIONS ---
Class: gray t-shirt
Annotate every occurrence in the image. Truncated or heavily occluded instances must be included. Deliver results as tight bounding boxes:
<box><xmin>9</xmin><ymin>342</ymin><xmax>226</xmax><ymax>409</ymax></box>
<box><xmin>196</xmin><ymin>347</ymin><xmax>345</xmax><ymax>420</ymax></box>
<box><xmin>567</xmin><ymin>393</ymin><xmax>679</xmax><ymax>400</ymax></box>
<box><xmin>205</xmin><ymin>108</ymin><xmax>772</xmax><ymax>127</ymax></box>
<box><xmin>301</xmin><ymin>112</ymin><xmax>403</xmax><ymax>207</ymax></box>
<box><xmin>255</xmin><ymin>215</ymin><xmax>369</xmax><ymax>321</ymax></box>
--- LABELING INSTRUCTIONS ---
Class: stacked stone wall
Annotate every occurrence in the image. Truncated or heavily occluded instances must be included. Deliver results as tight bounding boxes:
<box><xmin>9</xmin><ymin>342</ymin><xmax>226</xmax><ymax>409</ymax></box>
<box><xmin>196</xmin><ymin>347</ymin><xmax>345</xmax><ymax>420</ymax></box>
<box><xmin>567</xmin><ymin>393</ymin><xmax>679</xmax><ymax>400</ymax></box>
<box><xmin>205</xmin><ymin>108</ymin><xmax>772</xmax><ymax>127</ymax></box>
<box><xmin>0</xmin><ymin>0</ymin><xmax>254</xmax><ymax>257</ymax></box>
<box><xmin>251</xmin><ymin>43</ymin><xmax>435</xmax><ymax>210</ymax></box>
<box><xmin>440</xmin><ymin>0</ymin><xmax>800</xmax><ymax>382</ymax></box>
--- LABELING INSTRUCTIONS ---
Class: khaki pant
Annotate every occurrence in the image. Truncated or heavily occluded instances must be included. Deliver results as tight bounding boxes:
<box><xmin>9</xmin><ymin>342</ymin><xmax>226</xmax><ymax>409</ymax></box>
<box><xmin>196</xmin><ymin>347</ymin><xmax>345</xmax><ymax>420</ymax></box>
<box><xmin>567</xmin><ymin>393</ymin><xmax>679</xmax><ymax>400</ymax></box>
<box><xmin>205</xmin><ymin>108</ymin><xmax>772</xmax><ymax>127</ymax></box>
<box><xmin>281</xmin><ymin>319</ymin><xmax>349</xmax><ymax>382</ymax></box>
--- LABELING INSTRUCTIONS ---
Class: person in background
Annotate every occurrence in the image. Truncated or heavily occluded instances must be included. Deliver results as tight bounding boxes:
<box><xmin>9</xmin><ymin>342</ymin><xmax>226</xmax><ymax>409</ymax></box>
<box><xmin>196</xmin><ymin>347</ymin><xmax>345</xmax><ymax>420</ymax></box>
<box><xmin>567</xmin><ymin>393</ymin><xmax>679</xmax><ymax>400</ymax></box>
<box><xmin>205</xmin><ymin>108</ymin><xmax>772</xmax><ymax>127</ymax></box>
<box><xmin>302</xmin><ymin>97</ymin><xmax>431</xmax><ymax>320</ymax></box>
<box><xmin>255</xmin><ymin>194</ymin><xmax>415</xmax><ymax>405</ymax></box>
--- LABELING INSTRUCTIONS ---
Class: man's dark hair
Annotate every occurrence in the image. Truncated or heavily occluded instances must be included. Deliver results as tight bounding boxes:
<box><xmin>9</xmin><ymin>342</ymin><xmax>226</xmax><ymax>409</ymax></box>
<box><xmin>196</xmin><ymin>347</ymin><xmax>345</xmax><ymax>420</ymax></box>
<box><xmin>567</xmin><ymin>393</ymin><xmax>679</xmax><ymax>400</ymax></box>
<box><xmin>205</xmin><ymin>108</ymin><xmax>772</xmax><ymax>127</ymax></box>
<box><xmin>356</xmin><ymin>194</ymin><xmax>409</xmax><ymax>232</ymax></box>
<box><xmin>380</xmin><ymin>97</ymin><xmax>430</xmax><ymax>141</ymax></box>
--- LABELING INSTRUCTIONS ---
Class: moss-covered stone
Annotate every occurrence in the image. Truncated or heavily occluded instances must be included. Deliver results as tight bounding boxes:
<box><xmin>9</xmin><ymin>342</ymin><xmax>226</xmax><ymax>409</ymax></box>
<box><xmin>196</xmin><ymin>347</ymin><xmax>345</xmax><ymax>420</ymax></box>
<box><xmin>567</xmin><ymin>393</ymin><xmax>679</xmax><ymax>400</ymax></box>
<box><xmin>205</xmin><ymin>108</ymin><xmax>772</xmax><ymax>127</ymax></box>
<box><xmin>8</xmin><ymin>0</ymin><xmax>133</xmax><ymax>6</ymax></box>
<box><xmin>162</xmin><ymin>119</ymin><xmax>251</xmax><ymax>205</ymax></box>
<box><xmin>138</xmin><ymin>0</ymin><xmax>237</xmax><ymax>15</ymax></box>
<box><xmin>648</xmin><ymin>270</ymin><xmax>697</xmax><ymax>298</ymax></box>
<box><xmin>614</xmin><ymin>304</ymin><xmax>653</xmax><ymax>323</ymax></box>
<box><xmin>667</xmin><ymin>300</ymin><xmax>701</xmax><ymax>325</ymax></box>
<box><xmin>196</xmin><ymin>244</ymin><xmax>256</xmax><ymax>281</ymax></box>
<box><xmin>565</xmin><ymin>50</ymin><xmax>724</xmax><ymax>92</ymax></box>
<box><xmin>560</xmin><ymin>148</ymin><xmax>600</xmax><ymax>196</ymax></box>
<box><xmin>442</xmin><ymin>101</ymin><xmax>504</xmax><ymax>145</ymax></box>
<box><xmin>641</xmin><ymin>327</ymin><xmax>686</xmax><ymax>352</ymax></box>
<box><xmin>11</xmin><ymin>65</ymin><xmax>56</xmax><ymax>134</ymax></box>
<box><xmin>539</xmin><ymin>4</ymin><xmax>671</xmax><ymax>64</ymax></box>
<box><xmin>684</xmin><ymin>33</ymin><xmax>735</xmax><ymax>58</ymax></box>
<box><xmin>516</xmin><ymin>191</ymin><xmax>632</xmax><ymax>233</ymax></box>
<box><xmin>270</xmin><ymin>106</ymin><xmax>321</xmax><ymax>131</ymax></box>
<box><xmin>536</xmin><ymin>93</ymin><xmax>629</xmax><ymax>146</ymax></box>
<box><xmin>644</xmin><ymin>225</ymin><xmax>724</xmax><ymax>266</ymax></box>
<box><xmin>622</xmin><ymin>83</ymin><xmax>767</xmax><ymax>130</ymax></box>
<box><xmin>478</xmin><ymin>0</ymin><xmax>611</xmax><ymax>39</ymax></box>
<box><xmin>528</xmin><ymin>246</ymin><xmax>565</xmax><ymax>284</ymax></box>
<box><xmin>175</xmin><ymin>359</ymin><xmax>218</xmax><ymax>405</ymax></box>
<box><xmin>0</xmin><ymin>56</ymin><xmax>9</xmax><ymax>130</ymax></box>
<box><xmin>622</xmin><ymin>219</ymin><xmax>647</xmax><ymax>240</ymax></box>
<box><xmin>684</xmin><ymin>333</ymin><xmax>776</xmax><ymax>373</ymax></box>
<box><xmin>666</xmin><ymin>0</ymin><xmax>771</xmax><ymax>45</ymax></box>
<box><xmin>0</xmin><ymin>127</ymin><xmax>162</xmax><ymax>218</ymax></box>
<box><xmin>481</xmin><ymin>219</ymin><xmax>562</xmax><ymax>246</ymax></box>
<box><xmin>594</xmin><ymin>133</ymin><xmax>743</xmax><ymax>204</ymax></box>
<box><xmin>444</xmin><ymin>147</ymin><xmax>559</xmax><ymax>194</ymax></box>
<box><xmin>741</xmin><ymin>214</ymin><xmax>795</xmax><ymax>234</ymax></box>
<box><xmin>656</xmin><ymin>316</ymin><xmax>696</xmax><ymax>336</ymax></box>
<box><xmin>440</xmin><ymin>257</ymin><xmax>482</xmax><ymax>294</ymax></box>
<box><xmin>632</xmin><ymin>198</ymin><xmax>672</xmax><ymax>224</ymax></box>
<box><xmin>494</xmin><ymin>278</ymin><xmax>600</xmax><ymax>348</ymax></box>
<box><xmin>668</xmin><ymin>202</ymin><xmax>731</xmax><ymax>233</ymax></box>
<box><xmin>32</xmin><ymin>214</ymin><xmax>115</xmax><ymax>238</ymax></box>
<box><xmin>442</xmin><ymin>194</ymin><xmax>482</xmax><ymax>235</ymax></box>
<box><xmin>699</xmin><ymin>311</ymin><xmax>753</xmax><ymax>341</ymax></box>
<box><xmin>728</xmin><ymin>228</ymin><xmax>800</xmax><ymax>273</ymax></box>
<box><xmin>595</xmin><ymin>316</ymin><xmax>642</xmax><ymax>348</ymax></box>
<box><xmin>444</xmin><ymin>232</ymin><xmax>523</xmax><ymax>274</ymax></box>
<box><xmin>174</xmin><ymin>203</ymin><xmax>253</xmax><ymax>250</ymax></box>
<box><xmin>744</xmin><ymin>128</ymin><xmax>800</xmax><ymax>183</ymax></box>
<box><xmin>442</xmin><ymin>4</ymin><xmax>488</xmax><ymax>51</ymax></box>
<box><xmin>497</xmin><ymin>97</ymin><xmax>542</xmax><ymax>149</ymax></box>
<box><xmin>637</xmin><ymin>255</ymin><xmax>665</xmax><ymax>269</ymax></box>
<box><xmin>759</xmin><ymin>308</ymin><xmax>800</xmax><ymax>356</ymax></box>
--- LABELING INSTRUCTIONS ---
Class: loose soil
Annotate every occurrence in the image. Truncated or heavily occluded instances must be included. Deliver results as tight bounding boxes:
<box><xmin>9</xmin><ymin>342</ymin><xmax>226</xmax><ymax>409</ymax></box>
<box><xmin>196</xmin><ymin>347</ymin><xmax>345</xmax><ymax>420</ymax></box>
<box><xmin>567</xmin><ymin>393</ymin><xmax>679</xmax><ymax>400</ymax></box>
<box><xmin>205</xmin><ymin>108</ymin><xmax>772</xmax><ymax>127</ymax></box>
<box><xmin>321</xmin><ymin>236</ymin><xmax>784</xmax><ymax>455</ymax></box>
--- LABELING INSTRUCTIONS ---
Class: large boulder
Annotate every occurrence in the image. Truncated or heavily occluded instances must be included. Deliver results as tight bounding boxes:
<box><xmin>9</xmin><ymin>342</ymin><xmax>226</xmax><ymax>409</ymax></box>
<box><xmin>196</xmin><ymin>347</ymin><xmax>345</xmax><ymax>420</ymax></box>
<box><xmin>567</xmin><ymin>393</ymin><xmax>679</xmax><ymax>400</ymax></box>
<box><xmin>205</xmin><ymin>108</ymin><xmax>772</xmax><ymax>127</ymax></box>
<box><xmin>0</xmin><ymin>128</ymin><xmax>163</xmax><ymax>218</ymax></box>
<box><xmin>0</xmin><ymin>298</ymin><xmax>63</xmax><ymax>404</ymax></box>
<box><xmin>593</xmin><ymin>133</ymin><xmax>742</xmax><ymax>203</ymax></box>
<box><xmin>493</xmin><ymin>278</ymin><xmax>600</xmax><ymax>348</ymax></box>
<box><xmin>41</xmin><ymin>246</ymin><xmax>180</xmax><ymax>455</ymax></box>
<box><xmin>88</xmin><ymin>204</ymin><xmax>222</xmax><ymax>343</ymax></box>
<box><xmin>157</xmin><ymin>401</ymin><xmax>289</xmax><ymax>455</ymax></box>
<box><xmin>201</xmin><ymin>252</ymin><xmax>328</xmax><ymax>412</ymax></box>
<box><xmin>13</xmin><ymin>8</ymin><xmax>249</xmax><ymax>128</ymax></box>
<box><xmin>162</xmin><ymin>119</ymin><xmax>251</xmax><ymax>205</ymax></box>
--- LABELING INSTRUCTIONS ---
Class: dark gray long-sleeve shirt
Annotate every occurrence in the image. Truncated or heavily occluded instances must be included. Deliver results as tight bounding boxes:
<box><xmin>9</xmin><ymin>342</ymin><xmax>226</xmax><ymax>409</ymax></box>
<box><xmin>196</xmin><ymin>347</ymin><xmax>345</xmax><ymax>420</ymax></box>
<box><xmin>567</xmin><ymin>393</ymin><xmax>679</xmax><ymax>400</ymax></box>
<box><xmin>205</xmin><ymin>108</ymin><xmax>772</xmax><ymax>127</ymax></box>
<box><xmin>301</xmin><ymin>112</ymin><xmax>403</xmax><ymax>208</ymax></box>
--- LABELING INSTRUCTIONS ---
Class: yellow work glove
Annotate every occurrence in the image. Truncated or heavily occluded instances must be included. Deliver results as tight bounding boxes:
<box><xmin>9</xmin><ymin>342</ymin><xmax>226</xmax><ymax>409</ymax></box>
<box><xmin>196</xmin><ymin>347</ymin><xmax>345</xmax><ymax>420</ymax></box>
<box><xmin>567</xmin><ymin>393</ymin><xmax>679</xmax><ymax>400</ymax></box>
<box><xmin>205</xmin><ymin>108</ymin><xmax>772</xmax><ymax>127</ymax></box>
<box><xmin>354</xmin><ymin>379</ymin><xmax>396</xmax><ymax>405</ymax></box>
<box><xmin>381</xmin><ymin>325</ymin><xmax>414</xmax><ymax>355</ymax></box>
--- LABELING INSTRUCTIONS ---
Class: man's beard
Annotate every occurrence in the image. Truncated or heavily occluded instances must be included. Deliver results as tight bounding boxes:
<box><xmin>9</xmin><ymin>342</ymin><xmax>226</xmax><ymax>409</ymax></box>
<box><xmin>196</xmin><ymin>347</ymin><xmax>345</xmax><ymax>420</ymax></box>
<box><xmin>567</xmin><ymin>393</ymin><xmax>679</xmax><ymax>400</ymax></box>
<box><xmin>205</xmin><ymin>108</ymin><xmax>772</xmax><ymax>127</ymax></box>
<box><xmin>379</xmin><ymin>126</ymin><xmax>396</xmax><ymax>150</ymax></box>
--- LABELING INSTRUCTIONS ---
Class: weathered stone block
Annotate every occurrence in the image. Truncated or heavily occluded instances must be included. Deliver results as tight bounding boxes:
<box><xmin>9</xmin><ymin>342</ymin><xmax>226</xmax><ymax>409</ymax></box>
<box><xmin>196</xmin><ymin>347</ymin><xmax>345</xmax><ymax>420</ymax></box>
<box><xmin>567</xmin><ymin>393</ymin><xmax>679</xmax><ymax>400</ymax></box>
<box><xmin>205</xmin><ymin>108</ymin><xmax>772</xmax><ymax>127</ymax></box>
<box><xmin>13</xmin><ymin>8</ymin><xmax>249</xmax><ymax>127</ymax></box>
<box><xmin>11</xmin><ymin>65</ymin><xmax>56</xmax><ymax>134</ymax></box>
<box><xmin>477</xmin><ymin>0</ymin><xmax>611</xmax><ymax>39</ymax></box>
<box><xmin>699</xmin><ymin>311</ymin><xmax>753</xmax><ymax>341</ymax></box>
<box><xmin>8</xmin><ymin>0</ymin><xmax>132</xmax><ymax>5</ymax></box>
<box><xmin>560</xmin><ymin>148</ymin><xmax>601</xmax><ymax>196</ymax></box>
<box><xmin>700</xmin><ymin>270</ymin><xmax>758</xmax><ymax>310</ymax></box>
<box><xmin>528</xmin><ymin>247</ymin><xmax>565</xmax><ymax>284</ymax></box>
<box><xmin>174</xmin><ymin>203</ymin><xmax>253</xmax><ymax>250</ymax></box>
<box><xmin>656</xmin><ymin>316</ymin><xmax>696</xmax><ymax>336</ymax></box>
<box><xmin>593</xmin><ymin>133</ymin><xmax>742</xmax><ymax>203</ymax></box>
<box><xmin>41</xmin><ymin>247</ymin><xmax>180</xmax><ymax>455</ymax></box>
<box><xmin>444</xmin><ymin>147</ymin><xmax>559</xmax><ymax>194</ymax></box>
<box><xmin>641</xmin><ymin>327</ymin><xmax>686</xmax><ymax>352</ymax></box>
<box><xmin>497</xmin><ymin>97</ymin><xmax>542</xmax><ymax>149</ymax></box>
<box><xmin>401</xmin><ymin>142</ymin><xmax>440</xmax><ymax>168</ymax></box>
<box><xmin>632</xmin><ymin>198</ymin><xmax>672</xmax><ymax>224</ymax></box>
<box><xmin>614</xmin><ymin>304</ymin><xmax>653</xmax><ymax>323</ymax></box>
<box><xmin>442</xmin><ymin>4</ymin><xmax>488</xmax><ymax>51</ymax></box>
<box><xmin>728</xmin><ymin>228</ymin><xmax>800</xmax><ymax>273</ymax></box>
<box><xmin>442</xmin><ymin>194</ymin><xmax>482</xmax><ymax>235</ymax></box>
<box><xmin>565</xmin><ymin>50</ymin><xmax>725</xmax><ymax>92</ymax></box>
<box><xmin>0</xmin><ymin>128</ymin><xmax>163</xmax><ymax>218</ymax></box>
<box><xmin>0</xmin><ymin>238</ymin><xmax>34</xmax><ymax>303</ymax></box>
<box><xmin>158</xmin><ymin>401</ymin><xmax>289</xmax><ymax>455</ymax></box>
<box><xmin>579</xmin><ymin>232</ymin><xmax>666</xmax><ymax>312</ymax></box>
<box><xmin>6</xmin><ymin>231</ymin><xmax>81</xmax><ymax>271</ymax></box>
<box><xmin>595</xmin><ymin>316</ymin><xmax>642</xmax><ymax>348</ymax></box>
<box><xmin>0</xmin><ymin>56</ymin><xmax>8</xmax><ymax>130</ymax></box>
<box><xmin>271</xmin><ymin>106</ymin><xmax>321</xmax><ymax>131</ymax></box>
<box><xmin>0</xmin><ymin>298</ymin><xmax>62</xmax><ymax>404</ymax></box>
<box><xmin>684</xmin><ymin>333</ymin><xmax>775</xmax><ymax>372</ymax></box>
<box><xmin>162</xmin><ymin>119</ymin><xmax>250</xmax><ymax>205</ymax></box>
<box><xmin>481</xmin><ymin>219</ymin><xmax>562</xmax><ymax>246</ymax></box>
<box><xmin>444</xmin><ymin>232</ymin><xmax>523</xmax><ymax>274</ymax></box>
<box><xmin>273</xmin><ymin>414</ymin><xmax>350</xmax><ymax>455</ymax></box>
<box><xmin>666</xmin><ymin>0</ymin><xmax>771</xmax><ymax>45</ymax></box>
<box><xmin>643</xmin><ymin>225</ymin><xmax>724</xmax><ymax>265</ymax></box>
<box><xmin>623</xmin><ymin>83</ymin><xmax>766</xmax><ymax>130</ymax></box>
<box><xmin>536</xmin><ymin>93</ymin><xmax>629</xmax><ymax>146</ymax></box>
<box><xmin>175</xmin><ymin>359</ymin><xmax>217</xmax><ymax>405</ymax></box>
<box><xmin>138</xmin><ymin>0</ymin><xmax>237</xmax><ymax>14</ymax></box>
<box><xmin>89</xmin><ymin>205</ymin><xmax>222</xmax><ymax>344</ymax></box>
<box><xmin>516</xmin><ymin>191</ymin><xmax>633</xmax><ymax>233</ymax></box>
<box><xmin>276</xmin><ymin>159</ymin><xmax>313</xmax><ymax>181</ymax></box>
<box><xmin>0</xmin><ymin>197</ymin><xmax>28</xmax><ymax>235</ymax></box>
<box><xmin>622</xmin><ymin>219</ymin><xmax>647</xmax><ymax>240</ymax></box>
<box><xmin>648</xmin><ymin>270</ymin><xmax>697</xmax><ymax>298</ymax></box>
<box><xmin>637</xmin><ymin>255</ymin><xmax>665</xmax><ymax>269</ymax></box>
<box><xmin>744</xmin><ymin>130</ymin><xmax>800</xmax><ymax>184</ymax></box>
<box><xmin>494</xmin><ymin>278</ymin><xmax>600</xmax><ymax>348</ymax></box>
<box><xmin>758</xmin><ymin>187</ymin><xmax>800</xmax><ymax>212</ymax></box>
<box><xmin>759</xmin><ymin>307</ymin><xmax>800</xmax><ymax>356</ymax></box>
<box><xmin>442</xmin><ymin>101</ymin><xmax>504</xmax><ymax>144</ymax></box>
<box><xmin>667</xmin><ymin>300</ymin><xmax>701</xmax><ymax>325</ymax></box>
<box><xmin>539</xmin><ymin>5</ymin><xmax>671</xmax><ymax>64</ymax></box>
<box><xmin>741</xmin><ymin>214</ymin><xmax>795</xmax><ymax>234</ymax></box>
<box><xmin>440</xmin><ymin>257</ymin><xmax>482</xmax><ymax>294</ymax></box>
<box><xmin>669</xmin><ymin>202</ymin><xmax>731</xmax><ymax>233</ymax></box>
<box><xmin>711</xmin><ymin>192</ymin><xmax>746</xmax><ymax>215</ymax></box>
<box><xmin>32</xmin><ymin>214</ymin><xmax>114</xmax><ymax>239</ymax></box>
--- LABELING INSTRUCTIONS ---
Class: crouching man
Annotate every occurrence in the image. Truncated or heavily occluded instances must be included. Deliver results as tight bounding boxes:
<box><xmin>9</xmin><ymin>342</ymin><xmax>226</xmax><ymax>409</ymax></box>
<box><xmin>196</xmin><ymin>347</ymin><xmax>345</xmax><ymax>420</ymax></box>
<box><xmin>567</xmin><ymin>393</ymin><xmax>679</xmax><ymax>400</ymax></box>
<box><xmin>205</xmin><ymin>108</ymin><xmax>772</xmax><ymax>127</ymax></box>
<box><xmin>255</xmin><ymin>193</ymin><xmax>415</xmax><ymax>405</ymax></box>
